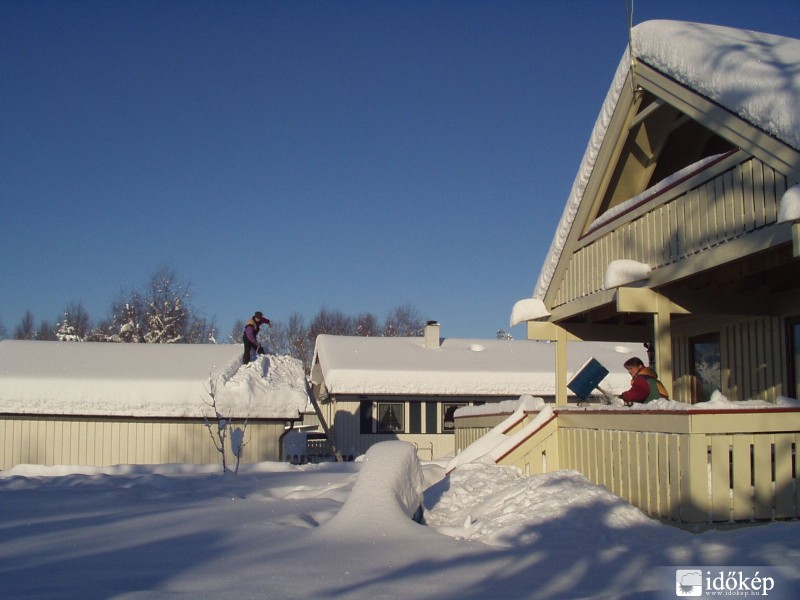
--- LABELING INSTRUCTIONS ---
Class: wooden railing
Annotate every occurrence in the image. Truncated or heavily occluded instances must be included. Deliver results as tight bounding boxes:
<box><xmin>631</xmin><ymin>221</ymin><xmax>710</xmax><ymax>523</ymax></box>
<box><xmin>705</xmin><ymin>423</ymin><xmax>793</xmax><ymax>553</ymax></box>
<box><xmin>454</xmin><ymin>407</ymin><xmax>800</xmax><ymax>524</ymax></box>
<box><xmin>552</xmin><ymin>154</ymin><xmax>788</xmax><ymax>307</ymax></box>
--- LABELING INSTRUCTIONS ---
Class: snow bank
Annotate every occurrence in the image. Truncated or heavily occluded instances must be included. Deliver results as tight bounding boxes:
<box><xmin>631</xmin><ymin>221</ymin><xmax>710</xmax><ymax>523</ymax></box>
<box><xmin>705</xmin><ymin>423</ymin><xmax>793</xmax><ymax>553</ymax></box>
<box><xmin>0</xmin><ymin>340</ymin><xmax>309</xmax><ymax>419</ymax></box>
<box><xmin>319</xmin><ymin>441</ymin><xmax>424</xmax><ymax>538</ymax></box>
<box><xmin>425</xmin><ymin>464</ymin><xmax>658</xmax><ymax>548</ymax></box>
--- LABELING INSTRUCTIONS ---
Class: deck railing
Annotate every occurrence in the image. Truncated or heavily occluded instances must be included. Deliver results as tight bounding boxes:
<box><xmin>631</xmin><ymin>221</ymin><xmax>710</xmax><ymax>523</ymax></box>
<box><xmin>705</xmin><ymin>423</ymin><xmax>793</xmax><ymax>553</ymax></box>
<box><xmin>454</xmin><ymin>407</ymin><xmax>800</xmax><ymax>524</ymax></box>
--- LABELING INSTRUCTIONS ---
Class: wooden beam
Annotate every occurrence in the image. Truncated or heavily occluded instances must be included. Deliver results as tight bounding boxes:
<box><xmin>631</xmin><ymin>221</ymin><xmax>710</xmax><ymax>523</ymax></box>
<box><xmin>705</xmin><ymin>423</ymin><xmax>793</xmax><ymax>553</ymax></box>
<box><xmin>793</xmin><ymin>222</ymin><xmax>800</xmax><ymax>258</ymax></box>
<box><xmin>615</xmin><ymin>287</ymin><xmax>690</xmax><ymax>315</ymax></box>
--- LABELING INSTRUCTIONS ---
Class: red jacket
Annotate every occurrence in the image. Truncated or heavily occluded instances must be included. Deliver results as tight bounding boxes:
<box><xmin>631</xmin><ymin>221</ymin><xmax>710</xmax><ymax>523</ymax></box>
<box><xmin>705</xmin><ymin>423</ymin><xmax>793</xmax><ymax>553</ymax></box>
<box><xmin>620</xmin><ymin>367</ymin><xmax>668</xmax><ymax>403</ymax></box>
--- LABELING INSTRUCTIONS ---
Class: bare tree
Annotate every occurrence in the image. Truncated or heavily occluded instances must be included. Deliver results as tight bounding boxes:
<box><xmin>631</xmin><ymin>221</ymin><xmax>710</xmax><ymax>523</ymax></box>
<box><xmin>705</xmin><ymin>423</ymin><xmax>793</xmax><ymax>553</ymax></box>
<box><xmin>354</xmin><ymin>312</ymin><xmax>379</xmax><ymax>336</ymax></box>
<box><xmin>202</xmin><ymin>378</ymin><xmax>248</xmax><ymax>474</ymax></box>
<box><xmin>14</xmin><ymin>311</ymin><xmax>36</xmax><ymax>340</ymax></box>
<box><xmin>36</xmin><ymin>319</ymin><xmax>56</xmax><ymax>341</ymax></box>
<box><xmin>228</xmin><ymin>319</ymin><xmax>245</xmax><ymax>344</ymax></box>
<box><xmin>382</xmin><ymin>304</ymin><xmax>425</xmax><ymax>337</ymax></box>
<box><xmin>286</xmin><ymin>312</ymin><xmax>313</xmax><ymax>371</ymax></box>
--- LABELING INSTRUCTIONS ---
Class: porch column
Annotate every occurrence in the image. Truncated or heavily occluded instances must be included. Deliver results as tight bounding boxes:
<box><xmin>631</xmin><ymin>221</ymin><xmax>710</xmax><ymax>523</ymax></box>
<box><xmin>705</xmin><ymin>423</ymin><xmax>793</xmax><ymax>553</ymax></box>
<box><xmin>616</xmin><ymin>287</ymin><xmax>685</xmax><ymax>400</ymax></box>
<box><xmin>526</xmin><ymin>322</ymin><xmax>575</xmax><ymax>406</ymax></box>
<box><xmin>653</xmin><ymin>294</ymin><xmax>674</xmax><ymax>399</ymax></box>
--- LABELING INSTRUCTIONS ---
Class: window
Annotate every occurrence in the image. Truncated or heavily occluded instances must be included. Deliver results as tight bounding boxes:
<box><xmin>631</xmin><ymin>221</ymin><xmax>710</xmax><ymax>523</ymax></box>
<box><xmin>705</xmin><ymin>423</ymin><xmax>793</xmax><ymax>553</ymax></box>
<box><xmin>442</xmin><ymin>403</ymin><xmax>466</xmax><ymax>433</ymax></box>
<box><xmin>690</xmin><ymin>333</ymin><xmax>721</xmax><ymax>403</ymax></box>
<box><xmin>788</xmin><ymin>318</ymin><xmax>800</xmax><ymax>398</ymax></box>
<box><xmin>377</xmin><ymin>403</ymin><xmax>404</xmax><ymax>433</ymax></box>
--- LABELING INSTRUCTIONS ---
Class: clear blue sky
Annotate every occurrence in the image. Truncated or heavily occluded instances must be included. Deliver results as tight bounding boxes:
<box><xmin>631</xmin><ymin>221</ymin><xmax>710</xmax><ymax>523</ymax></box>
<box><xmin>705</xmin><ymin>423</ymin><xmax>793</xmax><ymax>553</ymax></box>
<box><xmin>2</xmin><ymin>1</ymin><xmax>799</xmax><ymax>341</ymax></box>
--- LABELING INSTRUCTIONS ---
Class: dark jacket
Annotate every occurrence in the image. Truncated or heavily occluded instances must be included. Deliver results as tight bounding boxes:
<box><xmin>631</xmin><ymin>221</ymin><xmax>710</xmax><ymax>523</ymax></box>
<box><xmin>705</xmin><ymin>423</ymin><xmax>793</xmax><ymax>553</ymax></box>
<box><xmin>243</xmin><ymin>316</ymin><xmax>270</xmax><ymax>345</ymax></box>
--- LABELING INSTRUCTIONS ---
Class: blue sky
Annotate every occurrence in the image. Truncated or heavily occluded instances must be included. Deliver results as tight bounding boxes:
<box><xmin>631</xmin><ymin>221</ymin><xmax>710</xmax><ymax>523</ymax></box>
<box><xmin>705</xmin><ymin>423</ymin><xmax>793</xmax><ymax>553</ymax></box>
<box><xmin>2</xmin><ymin>1</ymin><xmax>799</xmax><ymax>341</ymax></box>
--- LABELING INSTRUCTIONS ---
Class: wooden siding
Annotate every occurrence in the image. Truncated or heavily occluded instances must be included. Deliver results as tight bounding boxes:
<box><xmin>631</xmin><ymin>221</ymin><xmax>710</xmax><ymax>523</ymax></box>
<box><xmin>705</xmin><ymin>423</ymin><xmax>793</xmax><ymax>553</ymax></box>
<box><xmin>321</xmin><ymin>398</ymin><xmax>460</xmax><ymax>460</ymax></box>
<box><xmin>553</xmin><ymin>156</ymin><xmax>788</xmax><ymax>308</ymax></box>
<box><xmin>455</xmin><ymin>408</ymin><xmax>800</xmax><ymax>523</ymax></box>
<box><xmin>0</xmin><ymin>416</ymin><xmax>286</xmax><ymax>469</ymax></box>
<box><xmin>671</xmin><ymin>315</ymin><xmax>788</xmax><ymax>403</ymax></box>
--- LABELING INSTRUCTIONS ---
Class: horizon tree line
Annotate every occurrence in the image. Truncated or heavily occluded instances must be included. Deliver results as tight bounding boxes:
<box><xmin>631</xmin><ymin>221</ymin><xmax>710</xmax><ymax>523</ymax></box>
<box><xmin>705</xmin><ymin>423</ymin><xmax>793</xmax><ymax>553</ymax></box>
<box><xmin>1</xmin><ymin>267</ymin><xmax>429</xmax><ymax>371</ymax></box>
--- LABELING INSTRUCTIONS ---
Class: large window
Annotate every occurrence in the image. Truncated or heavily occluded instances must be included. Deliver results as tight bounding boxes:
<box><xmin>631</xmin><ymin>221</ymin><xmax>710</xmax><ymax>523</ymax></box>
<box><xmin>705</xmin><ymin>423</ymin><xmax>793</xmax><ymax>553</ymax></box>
<box><xmin>377</xmin><ymin>402</ymin><xmax>404</xmax><ymax>433</ymax></box>
<box><xmin>788</xmin><ymin>318</ymin><xmax>800</xmax><ymax>398</ymax></box>
<box><xmin>690</xmin><ymin>333</ymin><xmax>721</xmax><ymax>403</ymax></box>
<box><xmin>442</xmin><ymin>403</ymin><xmax>466</xmax><ymax>433</ymax></box>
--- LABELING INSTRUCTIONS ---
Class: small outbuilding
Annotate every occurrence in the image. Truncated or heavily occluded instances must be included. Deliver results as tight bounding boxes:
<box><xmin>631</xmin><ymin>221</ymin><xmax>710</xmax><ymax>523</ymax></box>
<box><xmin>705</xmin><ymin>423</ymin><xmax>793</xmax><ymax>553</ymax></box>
<box><xmin>310</xmin><ymin>322</ymin><xmax>639</xmax><ymax>460</ymax></box>
<box><xmin>0</xmin><ymin>340</ymin><xmax>311</xmax><ymax>469</ymax></box>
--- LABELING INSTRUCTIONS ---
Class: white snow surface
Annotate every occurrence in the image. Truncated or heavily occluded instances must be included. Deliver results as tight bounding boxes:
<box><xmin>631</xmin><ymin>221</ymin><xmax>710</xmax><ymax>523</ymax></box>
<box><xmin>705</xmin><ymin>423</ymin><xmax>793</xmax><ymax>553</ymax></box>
<box><xmin>604</xmin><ymin>259</ymin><xmax>652</xmax><ymax>289</ymax></box>
<box><xmin>778</xmin><ymin>183</ymin><xmax>800</xmax><ymax>223</ymax></box>
<box><xmin>509</xmin><ymin>297</ymin><xmax>549</xmax><ymax>327</ymax></box>
<box><xmin>3</xmin><ymin>441</ymin><xmax>799</xmax><ymax>598</ymax></box>
<box><xmin>313</xmin><ymin>335</ymin><xmax>640</xmax><ymax>397</ymax></box>
<box><xmin>530</xmin><ymin>20</ymin><xmax>800</xmax><ymax>304</ymax></box>
<box><xmin>0</xmin><ymin>340</ymin><xmax>310</xmax><ymax>419</ymax></box>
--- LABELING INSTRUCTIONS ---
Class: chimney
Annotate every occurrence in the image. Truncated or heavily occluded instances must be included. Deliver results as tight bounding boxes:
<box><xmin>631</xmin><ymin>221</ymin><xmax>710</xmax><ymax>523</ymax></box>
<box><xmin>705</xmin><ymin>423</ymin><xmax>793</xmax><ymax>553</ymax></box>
<box><xmin>424</xmin><ymin>321</ymin><xmax>441</xmax><ymax>349</ymax></box>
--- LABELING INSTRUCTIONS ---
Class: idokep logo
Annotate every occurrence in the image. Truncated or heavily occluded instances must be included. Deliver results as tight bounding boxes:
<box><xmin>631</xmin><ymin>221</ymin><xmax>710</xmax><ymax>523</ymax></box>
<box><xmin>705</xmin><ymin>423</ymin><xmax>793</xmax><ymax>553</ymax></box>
<box><xmin>672</xmin><ymin>567</ymin><xmax>781</xmax><ymax>598</ymax></box>
<box><xmin>675</xmin><ymin>570</ymin><xmax>703</xmax><ymax>596</ymax></box>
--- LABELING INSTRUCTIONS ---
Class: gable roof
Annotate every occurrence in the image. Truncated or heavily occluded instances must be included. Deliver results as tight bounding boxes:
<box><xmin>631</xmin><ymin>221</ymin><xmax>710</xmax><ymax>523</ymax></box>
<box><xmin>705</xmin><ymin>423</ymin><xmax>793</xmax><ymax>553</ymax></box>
<box><xmin>312</xmin><ymin>334</ymin><xmax>638</xmax><ymax>397</ymax></box>
<box><xmin>0</xmin><ymin>340</ymin><xmax>309</xmax><ymax>419</ymax></box>
<box><xmin>530</xmin><ymin>20</ymin><xmax>800</xmax><ymax>306</ymax></box>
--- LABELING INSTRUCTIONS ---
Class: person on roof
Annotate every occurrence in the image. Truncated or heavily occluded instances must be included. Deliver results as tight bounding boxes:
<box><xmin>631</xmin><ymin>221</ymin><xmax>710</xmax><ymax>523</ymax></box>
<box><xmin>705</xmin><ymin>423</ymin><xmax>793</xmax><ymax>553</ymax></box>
<box><xmin>619</xmin><ymin>357</ymin><xmax>669</xmax><ymax>406</ymax></box>
<box><xmin>242</xmin><ymin>311</ymin><xmax>271</xmax><ymax>364</ymax></box>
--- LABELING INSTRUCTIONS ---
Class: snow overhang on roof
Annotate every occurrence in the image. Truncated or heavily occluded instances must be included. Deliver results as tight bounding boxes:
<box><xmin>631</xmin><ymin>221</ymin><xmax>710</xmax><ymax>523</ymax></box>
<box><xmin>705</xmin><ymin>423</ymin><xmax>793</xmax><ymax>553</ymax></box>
<box><xmin>312</xmin><ymin>334</ymin><xmax>641</xmax><ymax>397</ymax></box>
<box><xmin>522</xmin><ymin>20</ymin><xmax>800</xmax><ymax>312</ymax></box>
<box><xmin>0</xmin><ymin>341</ymin><xmax>309</xmax><ymax>419</ymax></box>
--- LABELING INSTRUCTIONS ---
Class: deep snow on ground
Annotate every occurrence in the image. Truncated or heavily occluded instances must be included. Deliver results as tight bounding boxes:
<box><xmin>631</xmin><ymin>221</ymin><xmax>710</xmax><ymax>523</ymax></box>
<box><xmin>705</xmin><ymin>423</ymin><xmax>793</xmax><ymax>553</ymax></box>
<box><xmin>2</xmin><ymin>441</ymin><xmax>800</xmax><ymax>599</ymax></box>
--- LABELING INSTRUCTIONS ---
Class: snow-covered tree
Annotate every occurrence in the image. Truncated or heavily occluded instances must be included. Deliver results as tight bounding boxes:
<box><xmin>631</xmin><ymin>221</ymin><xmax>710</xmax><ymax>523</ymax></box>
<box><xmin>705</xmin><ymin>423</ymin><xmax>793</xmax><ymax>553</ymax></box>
<box><xmin>56</xmin><ymin>315</ymin><xmax>81</xmax><ymax>341</ymax></box>
<box><xmin>144</xmin><ymin>267</ymin><xmax>191</xmax><ymax>344</ymax></box>
<box><xmin>107</xmin><ymin>291</ymin><xmax>147</xmax><ymax>343</ymax></box>
<box><xmin>56</xmin><ymin>302</ymin><xmax>91</xmax><ymax>341</ymax></box>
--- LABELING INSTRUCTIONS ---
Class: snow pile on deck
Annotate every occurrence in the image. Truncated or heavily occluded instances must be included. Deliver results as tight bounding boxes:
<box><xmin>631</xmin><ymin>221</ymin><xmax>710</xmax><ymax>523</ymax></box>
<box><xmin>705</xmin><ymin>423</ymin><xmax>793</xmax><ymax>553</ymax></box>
<box><xmin>0</xmin><ymin>340</ymin><xmax>309</xmax><ymax>419</ymax></box>
<box><xmin>424</xmin><ymin>464</ymin><xmax>658</xmax><ymax>548</ymax></box>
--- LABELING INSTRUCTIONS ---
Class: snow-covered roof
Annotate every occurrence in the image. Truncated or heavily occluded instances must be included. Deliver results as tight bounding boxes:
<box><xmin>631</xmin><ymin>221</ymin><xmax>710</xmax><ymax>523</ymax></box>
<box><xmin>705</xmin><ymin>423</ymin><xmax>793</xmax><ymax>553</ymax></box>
<box><xmin>0</xmin><ymin>341</ymin><xmax>309</xmax><ymax>419</ymax></box>
<box><xmin>312</xmin><ymin>334</ymin><xmax>641</xmax><ymax>397</ymax></box>
<box><xmin>530</xmin><ymin>20</ymin><xmax>800</xmax><ymax>304</ymax></box>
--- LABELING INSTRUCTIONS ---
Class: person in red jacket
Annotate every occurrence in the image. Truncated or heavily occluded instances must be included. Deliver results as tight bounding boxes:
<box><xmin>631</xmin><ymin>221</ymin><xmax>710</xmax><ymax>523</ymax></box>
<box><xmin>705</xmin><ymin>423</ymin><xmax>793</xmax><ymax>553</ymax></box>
<box><xmin>242</xmin><ymin>311</ymin><xmax>271</xmax><ymax>364</ymax></box>
<box><xmin>619</xmin><ymin>357</ymin><xmax>669</xmax><ymax>406</ymax></box>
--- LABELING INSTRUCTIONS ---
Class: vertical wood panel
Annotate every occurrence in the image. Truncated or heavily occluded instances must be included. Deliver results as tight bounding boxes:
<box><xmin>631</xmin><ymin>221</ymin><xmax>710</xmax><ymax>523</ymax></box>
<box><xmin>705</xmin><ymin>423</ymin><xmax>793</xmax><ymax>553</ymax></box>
<box><xmin>752</xmin><ymin>436</ymin><xmax>773</xmax><ymax>520</ymax></box>
<box><xmin>731</xmin><ymin>436</ymin><xmax>753</xmax><ymax>521</ymax></box>
<box><xmin>774</xmin><ymin>433</ymin><xmax>794</xmax><ymax>518</ymax></box>
<box><xmin>710</xmin><ymin>436</ymin><xmax>731</xmax><ymax>522</ymax></box>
